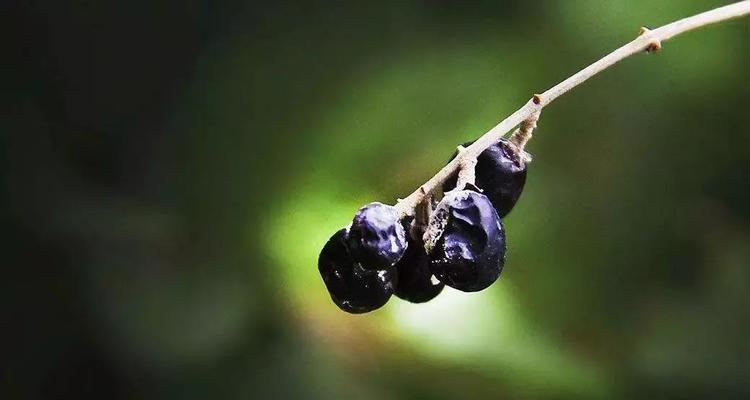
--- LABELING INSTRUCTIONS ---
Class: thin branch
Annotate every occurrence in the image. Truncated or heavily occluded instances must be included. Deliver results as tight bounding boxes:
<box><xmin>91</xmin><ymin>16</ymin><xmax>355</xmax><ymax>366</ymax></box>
<box><xmin>395</xmin><ymin>0</ymin><xmax>750</xmax><ymax>215</ymax></box>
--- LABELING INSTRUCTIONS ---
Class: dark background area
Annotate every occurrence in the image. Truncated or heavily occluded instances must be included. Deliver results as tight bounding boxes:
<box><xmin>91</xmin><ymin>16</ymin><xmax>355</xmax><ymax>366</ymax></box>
<box><xmin>2</xmin><ymin>1</ymin><xmax>749</xmax><ymax>399</ymax></box>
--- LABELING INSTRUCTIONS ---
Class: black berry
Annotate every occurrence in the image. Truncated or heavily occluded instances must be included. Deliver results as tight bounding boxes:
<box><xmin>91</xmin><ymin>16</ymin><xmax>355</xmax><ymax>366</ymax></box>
<box><xmin>424</xmin><ymin>189</ymin><xmax>506</xmax><ymax>292</ymax></box>
<box><xmin>346</xmin><ymin>202</ymin><xmax>408</xmax><ymax>270</ymax></box>
<box><xmin>444</xmin><ymin>139</ymin><xmax>527</xmax><ymax>218</ymax></box>
<box><xmin>318</xmin><ymin>228</ymin><xmax>396</xmax><ymax>313</ymax></box>
<box><xmin>394</xmin><ymin>236</ymin><xmax>444</xmax><ymax>303</ymax></box>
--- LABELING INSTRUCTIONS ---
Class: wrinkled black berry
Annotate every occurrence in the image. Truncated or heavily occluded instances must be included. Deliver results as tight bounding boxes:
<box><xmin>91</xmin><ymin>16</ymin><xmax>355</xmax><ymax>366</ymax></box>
<box><xmin>424</xmin><ymin>190</ymin><xmax>506</xmax><ymax>292</ymax></box>
<box><xmin>347</xmin><ymin>202</ymin><xmax>408</xmax><ymax>270</ymax></box>
<box><xmin>318</xmin><ymin>228</ymin><xmax>396</xmax><ymax>313</ymax></box>
<box><xmin>394</xmin><ymin>236</ymin><xmax>444</xmax><ymax>303</ymax></box>
<box><xmin>444</xmin><ymin>139</ymin><xmax>527</xmax><ymax>217</ymax></box>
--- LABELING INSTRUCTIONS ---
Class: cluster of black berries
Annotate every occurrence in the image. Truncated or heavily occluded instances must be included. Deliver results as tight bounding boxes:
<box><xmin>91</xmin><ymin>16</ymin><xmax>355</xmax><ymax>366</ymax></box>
<box><xmin>318</xmin><ymin>139</ymin><xmax>528</xmax><ymax>314</ymax></box>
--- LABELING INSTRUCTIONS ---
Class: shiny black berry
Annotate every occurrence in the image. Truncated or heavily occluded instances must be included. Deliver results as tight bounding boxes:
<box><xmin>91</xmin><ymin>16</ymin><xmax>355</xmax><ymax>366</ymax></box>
<box><xmin>394</xmin><ymin>236</ymin><xmax>444</xmax><ymax>303</ymax></box>
<box><xmin>424</xmin><ymin>190</ymin><xmax>506</xmax><ymax>292</ymax></box>
<box><xmin>346</xmin><ymin>202</ymin><xmax>408</xmax><ymax>270</ymax></box>
<box><xmin>444</xmin><ymin>139</ymin><xmax>527</xmax><ymax>218</ymax></box>
<box><xmin>318</xmin><ymin>228</ymin><xmax>396</xmax><ymax>313</ymax></box>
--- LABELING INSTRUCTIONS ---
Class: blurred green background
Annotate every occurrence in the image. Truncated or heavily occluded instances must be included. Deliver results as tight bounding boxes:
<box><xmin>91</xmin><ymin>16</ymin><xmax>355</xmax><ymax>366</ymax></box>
<box><xmin>2</xmin><ymin>1</ymin><xmax>749</xmax><ymax>399</ymax></box>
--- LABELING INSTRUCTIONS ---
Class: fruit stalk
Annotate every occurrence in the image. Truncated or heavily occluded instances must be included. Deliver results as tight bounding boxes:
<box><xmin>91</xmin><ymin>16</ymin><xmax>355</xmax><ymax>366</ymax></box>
<box><xmin>454</xmin><ymin>145</ymin><xmax>478</xmax><ymax>190</ymax></box>
<box><xmin>394</xmin><ymin>0</ymin><xmax>750</xmax><ymax>217</ymax></box>
<box><xmin>508</xmin><ymin>110</ymin><xmax>540</xmax><ymax>164</ymax></box>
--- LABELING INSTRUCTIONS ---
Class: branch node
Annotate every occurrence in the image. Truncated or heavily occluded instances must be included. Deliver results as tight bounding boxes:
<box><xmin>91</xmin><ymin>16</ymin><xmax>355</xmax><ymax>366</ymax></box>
<box><xmin>532</xmin><ymin>94</ymin><xmax>542</xmax><ymax>105</ymax></box>
<box><xmin>638</xmin><ymin>26</ymin><xmax>662</xmax><ymax>52</ymax></box>
<box><xmin>646</xmin><ymin>39</ymin><xmax>662</xmax><ymax>53</ymax></box>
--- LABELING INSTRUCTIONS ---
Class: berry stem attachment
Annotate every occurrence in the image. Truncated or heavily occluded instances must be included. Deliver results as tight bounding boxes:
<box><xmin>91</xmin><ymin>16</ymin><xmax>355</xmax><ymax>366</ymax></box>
<box><xmin>394</xmin><ymin>1</ymin><xmax>750</xmax><ymax>217</ymax></box>
<box><xmin>412</xmin><ymin>196</ymin><xmax>432</xmax><ymax>238</ymax></box>
<box><xmin>509</xmin><ymin>110</ymin><xmax>540</xmax><ymax>163</ymax></box>
<box><xmin>455</xmin><ymin>145</ymin><xmax>478</xmax><ymax>190</ymax></box>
